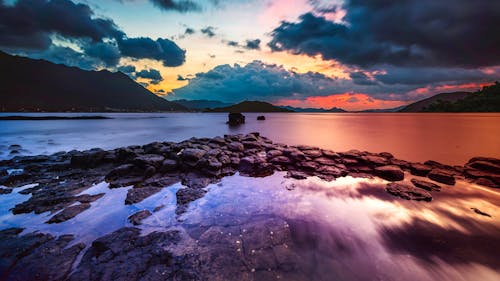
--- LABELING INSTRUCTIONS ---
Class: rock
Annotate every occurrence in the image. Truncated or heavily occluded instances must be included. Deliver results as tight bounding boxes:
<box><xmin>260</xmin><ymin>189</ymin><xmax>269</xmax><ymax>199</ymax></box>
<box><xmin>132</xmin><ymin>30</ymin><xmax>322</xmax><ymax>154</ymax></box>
<box><xmin>238</xmin><ymin>156</ymin><xmax>274</xmax><ymax>177</ymax></box>
<box><xmin>379</xmin><ymin>152</ymin><xmax>394</xmax><ymax>159</ymax></box>
<box><xmin>467</xmin><ymin>160</ymin><xmax>500</xmax><ymax>174</ymax></box>
<box><xmin>315</xmin><ymin>157</ymin><xmax>337</xmax><ymax>166</ymax></box>
<box><xmin>374</xmin><ymin>165</ymin><xmax>404</xmax><ymax>181</ymax></box>
<box><xmin>133</xmin><ymin>154</ymin><xmax>165</xmax><ymax>168</ymax></box>
<box><xmin>242</xmin><ymin>140</ymin><xmax>262</xmax><ymax>149</ymax></box>
<box><xmin>46</xmin><ymin>203</ymin><xmax>91</xmax><ymax>224</ymax></box>
<box><xmin>297</xmin><ymin>161</ymin><xmax>319</xmax><ymax>171</ymax></box>
<box><xmin>125</xmin><ymin>186</ymin><xmax>162</xmax><ymax>205</ymax></box>
<box><xmin>105</xmin><ymin>164</ymin><xmax>138</xmax><ymax>180</ymax></box>
<box><xmin>180</xmin><ymin>148</ymin><xmax>206</xmax><ymax>166</ymax></box>
<box><xmin>227</xmin><ymin>142</ymin><xmax>244</xmax><ymax>152</ymax></box>
<box><xmin>70</xmin><ymin>149</ymin><xmax>106</xmax><ymax>168</ymax></box>
<box><xmin>267</xmin><ymin>149</ymin><xmax>283</xmax><ymax>158</ymax></box>
<box><xmin>302</xmin><ymin>149</ymin><xmax>322</xmax><ymax>158</ymax></box>
<box><xmin>0</xmin><ymin>187</ymin><xmax>12</xmax><ymax>194</ymax></box>
<box><xmin>270</xmin><ymin>156</ymin><xmax>292</xmax><ymax>165</ymax></box>
<box><xmin>428</xmin><ymin>169</ymin><xmax>456</xmax><ymax>185</ymax></box>
<box><xmin>69</xmin><ymin>228</ymin><xmax>181</xmax><ymax>281</ymax></box>
<box><xmin>227</xmin><ymin>112</ymin><xmax>245</xmax><ymax>126</ymax></box>
<box><xmin>409</xmin><ymin>163</ymin><xmax>432</xmax><ymax>176</ymax></box>
<box><xmin>286</xmin><ymin>170</ymin><xmax>309</xmax><ymax>179</ymax></box>
<box><xmin>471</xmin><ymin>208</ymin><xmax>492</xmax><ymax>217</ymax></box>
<box><xmin>467</xmin><ymin>156</ymin><xmax>500</xmax><ymax>166</ymax></box>
<box><xmin>386</xmin><ymin>182</ymin><xmax>432</xmax><ymax>201</ymax></box>
<box><xmin>322</xmin><ymin>150</ymin><xmax>339</xmax><ymax>158</ymax></box>
<box><xmin>176</xmin><ymin>187</ymin><xmax>207</xmax><ymax>214</ymax></box>
<box><xmin>473</xmin><ymin>178</ymin><xmax>498</xmax><ymax>188</ymax></box>
<box><xmin>317</xmin><ymin>166</ymin><xmax>345</xmax><ymax>177</ymax></box>
<box><xmin>410</xmin><ymin>178</ymin><xmax>441</xmax><ymax>191</ymax></box>
<box><xmin>361</xmin><ymin>155</ymin><xmax>388</xmax><ymax>166</ymax></box>
<box><xmin>257</xmin><ymin>115</ymin><xmax>266</xmax><ymax>120</ymax></box>
<box><xmin>161</xmin><ymin>159</ymin><xmax>178</xmax><ymax>172</ymax></box>
<box><xmin>128</xmin><ymin>210</ymin><xmax>152</xmax><ymax>225</ymax></box>
<box><xmin>6</xmin><ymin>234</ymin><xmax>85</xmax><ymax>281</ymax></box>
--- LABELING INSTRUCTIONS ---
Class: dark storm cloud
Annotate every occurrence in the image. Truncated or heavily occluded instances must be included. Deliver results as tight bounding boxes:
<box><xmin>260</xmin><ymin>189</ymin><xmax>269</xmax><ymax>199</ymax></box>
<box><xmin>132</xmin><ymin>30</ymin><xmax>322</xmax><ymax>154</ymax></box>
<box><xmin>117</xmin><ymin>37</ymin><xmax>186</xmax><ymax>67</ymax></box>
<box><xmin>177</xmin><ymin>74</ymin><xmax>188</xmax><ymax>81</ymax></box>
<box><xmin>226</xmin><ymin>41</ymin><xmax>239</xmax><ymax>47</ymax></box>
<box><xmin>0</xmin><ymin>0</ymin><xmax>122</xmax><ymax>51</ymax></box>
<box><xmin>269</xmin><ymin>0</ymin><xmax>500</xmax><ymax>68</ymax></box>
<box><xmin>25</xmin><ymin>45</ymin><xmax>104</xmax><ymax>70</ymax></box>
<box><xmin>149</xmin><ymin>0</ymin><xmax>201</xmax><ymax>12</ymax></box>
<box><xmin>117</xmin><ymin>65</ymin><xmax>136</xmax><ymax>74</ymax></box>
<box><xmin>184</xmin><ymin>27</ymin><xmax>195</xmax><ymax>35</ymax></box>
<box><xmin>349</xmin><ymin>72</ymin><xmax>376</xmax><ymax>86</ymax></box>
<box><xmin>0</xmin><ymin>0</ymin><xmax>186</xmax><ymax>69</ymax></box>
<box><xmin>244</xmin><ymin>39</ymin><xmax>261</xmax><ymax>50</ymax></box>
<box><xmin>136</xmin><ymin>69</ymin><xmax>163</xmax><ymax>84</ymax></box>
<box><xmin>200</xmin><ymin>26</ymin><xmax>216</xmax><ymax>38</ymax></box>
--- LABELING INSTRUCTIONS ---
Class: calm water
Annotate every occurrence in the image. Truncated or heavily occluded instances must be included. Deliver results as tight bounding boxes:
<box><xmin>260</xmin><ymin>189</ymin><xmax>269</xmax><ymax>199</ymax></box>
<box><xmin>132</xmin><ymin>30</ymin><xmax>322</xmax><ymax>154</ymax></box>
<box><xmin>1</xmin><ymin>112</ymin><xmax>499</xmax><ymax>165</ymax></box>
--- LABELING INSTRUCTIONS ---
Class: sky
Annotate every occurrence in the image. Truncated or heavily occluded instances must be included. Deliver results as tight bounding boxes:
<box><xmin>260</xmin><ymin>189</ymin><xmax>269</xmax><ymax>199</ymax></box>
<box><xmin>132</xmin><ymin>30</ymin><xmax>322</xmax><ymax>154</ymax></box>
<box><xmin>0</xmin><ymin>0</ymin><xmax>499</xmax><ymax>110</ymax></box>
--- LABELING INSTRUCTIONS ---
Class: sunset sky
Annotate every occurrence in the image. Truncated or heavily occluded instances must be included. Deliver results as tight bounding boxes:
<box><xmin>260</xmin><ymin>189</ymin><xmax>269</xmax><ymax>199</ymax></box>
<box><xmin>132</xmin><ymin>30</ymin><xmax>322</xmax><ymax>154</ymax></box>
<box><xmin>1</xmin><ymin>0</ymin><xmax>499</xmax><ymax>110</ymax></box>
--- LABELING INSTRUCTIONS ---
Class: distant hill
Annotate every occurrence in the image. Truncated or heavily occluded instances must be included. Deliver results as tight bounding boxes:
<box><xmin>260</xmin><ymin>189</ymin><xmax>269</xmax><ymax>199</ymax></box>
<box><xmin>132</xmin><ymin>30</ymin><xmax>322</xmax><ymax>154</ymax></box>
<box><xmin>172</xmin><ymin>99</ymin><xmax>231</xmax><ymax>110</ymax></box>
<box><xmin>400</xmin><ymin>83</ymin><xmax>500</xmax><ymax>112</ymax></box>
<box><xmin>0</xmin><ymin>51</ymin><xmax>186</xmax><ymax>112</ymax></box>
<box><xmin>358</xmin><ymin>105</ymin><xmax>407</xmax><ymax>113</ymax></box>
<box><xmin>205</xmin><ymin>101</ymin><xmax>293</xmax><ymax>112</ymax></box>
<box><xmin>400</xmin><ymin>92</ymin><xmax>470</xmax><ymax>112</ymax></box>
<box><xmin>279</xmin><ymin>106</ymin><xmax>346</xmax><ymax>112</ymax></box>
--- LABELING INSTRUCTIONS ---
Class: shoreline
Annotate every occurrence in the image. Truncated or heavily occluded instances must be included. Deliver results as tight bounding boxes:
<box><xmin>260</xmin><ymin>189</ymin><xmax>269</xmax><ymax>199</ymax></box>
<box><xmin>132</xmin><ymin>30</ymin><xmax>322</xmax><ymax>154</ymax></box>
<box><xmin>0</xmin><ymin>133</ymin><xmax>499</xmax><ymax>280</ymax></box>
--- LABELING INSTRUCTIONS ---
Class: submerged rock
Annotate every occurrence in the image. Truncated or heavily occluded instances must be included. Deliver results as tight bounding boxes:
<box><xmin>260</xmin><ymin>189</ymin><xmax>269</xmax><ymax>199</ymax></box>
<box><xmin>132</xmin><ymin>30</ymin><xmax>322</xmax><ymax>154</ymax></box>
<box><xmin>46</xmin><ymin>203</ymin><xmax>91</xmax><ymax>224</ymax></box>
<box><xmin>128</xmin><ymin>210</ymin><xmax>152</xmax><ymax>225</ymax></box>
<box><xmin>471</xmin><ymin>207</ymin><xmax>492</xmax><ymax>217</ymax></box>
<box><xmin>257</xmin><ymin>115</ymin><xmax>266</xmax><ymax>120</ymax></box>
<box><xmin>386</xmin><ymin>182</ymin><xmax>432</xmax><ymax>201</ymax></box>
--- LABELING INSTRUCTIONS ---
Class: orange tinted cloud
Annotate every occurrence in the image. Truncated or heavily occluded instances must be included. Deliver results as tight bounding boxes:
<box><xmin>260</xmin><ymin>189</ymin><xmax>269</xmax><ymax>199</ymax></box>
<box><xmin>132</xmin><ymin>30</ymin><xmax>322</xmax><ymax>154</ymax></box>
<box><xmin>276</xmin><ymin>93</ymin><xmax>408</xmax><ymax>111</ymax></box>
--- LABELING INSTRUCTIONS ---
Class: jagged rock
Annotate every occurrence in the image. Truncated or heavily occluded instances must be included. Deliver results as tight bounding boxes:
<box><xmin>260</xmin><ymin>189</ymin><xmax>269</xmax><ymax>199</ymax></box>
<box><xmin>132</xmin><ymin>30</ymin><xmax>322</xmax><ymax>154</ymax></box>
<box><xmin>128</xmin><ymin>210</ymin><xmax>152</xmax><ymax>225</ymax></box>
<box><xmin>386</xmin><ymin>182</ymin><xmax>432</xmax><ymax>201</ymax></box>
<box><xmin>410</xmin><ymin>178</ymin><xmax>441</xmax><ymax>191</ymax></box>
<box><xmin>46</xmin><ymin>203</ymin><xmax>91</xmax><ymax>224</ymax></box>
<box><xmin>428</xmin><ymin>169</ymin><xmax>456</xmax><ymax>185</ymax></box>
<box><xmin>374</xmin><ymin>165</ymin><xmax>404</xmax><ymax>181</ymax></box>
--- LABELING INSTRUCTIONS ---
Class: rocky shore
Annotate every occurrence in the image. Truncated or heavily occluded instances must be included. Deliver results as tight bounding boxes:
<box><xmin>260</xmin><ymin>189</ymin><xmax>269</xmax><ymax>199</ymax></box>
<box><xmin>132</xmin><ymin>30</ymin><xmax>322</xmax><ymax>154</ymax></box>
<box><xmin>0</xmin><ymin>133</ymin><xmax>499</xmax><ymax>280</ymax></box>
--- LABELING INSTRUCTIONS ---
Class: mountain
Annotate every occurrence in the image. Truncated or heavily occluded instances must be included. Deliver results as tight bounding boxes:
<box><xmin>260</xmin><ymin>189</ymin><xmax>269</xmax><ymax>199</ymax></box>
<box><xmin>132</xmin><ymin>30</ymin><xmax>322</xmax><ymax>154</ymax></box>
<box><xmin>400</xmin><ymin>83</ymin><xmax>500</xmax><ymax>112</ymax></box>
<box><xmin>279</xmin><ymin>106</ymin><xmax>346</xmax><ymax>112</ymax></box>
<box><xmin>358</xmin><ymin>105</ymin><xmax>407</xmax><ymax>113</ymax></box>
<box><xmin>205</xmin><ymin>101</ymin><xmax>293</xmax><ymax>112</ymax></box>
<box><xmin>171</xmin><ymin>99</ymin><xmax>231</xmax><ymax>110</ymax></box>
<box><xmin>399</xmin><ymin>91</ymin><xmax>470</xmax><ymax>112</ymax></box>
<box><xmin>0</xmin><ymin>51</ymin><xmax>186</xmax><ymax>112</ymax></box>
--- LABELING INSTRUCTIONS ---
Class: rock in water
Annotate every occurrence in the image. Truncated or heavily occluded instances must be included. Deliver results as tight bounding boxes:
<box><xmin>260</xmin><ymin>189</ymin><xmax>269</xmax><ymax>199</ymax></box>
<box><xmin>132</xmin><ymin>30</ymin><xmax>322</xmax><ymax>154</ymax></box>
<box><xmin>428</xmin><ymin>169</ymin><xmax>456</xmax><ymax>185</ymax></box>
<box><xmin>227</xmin><ymin>112</ymin><xmax>245</xmax><ymax>126</ymax></box>
<box><xmin>386</xmin><ymin>182</ymin><xmax>432</xmax><ymax>201</ymax></box>
<box><xmin>410</xmin><ymin>178</ymin><xmax>441</xmax><ymax>191</ymax></box>
<box><xmin>257</xmin><ymin>115</ymin><xmax>266</xmax><ymax>120</ymax></box>
<box><xmin>128</xmin><ymin>210</ymin><xmax>152</xmax><ymax>225</ymax></box>
<box><xmin>374</xmin><ymin>165</ymin><xmax>404</xmax><ymax>181</ymax></box>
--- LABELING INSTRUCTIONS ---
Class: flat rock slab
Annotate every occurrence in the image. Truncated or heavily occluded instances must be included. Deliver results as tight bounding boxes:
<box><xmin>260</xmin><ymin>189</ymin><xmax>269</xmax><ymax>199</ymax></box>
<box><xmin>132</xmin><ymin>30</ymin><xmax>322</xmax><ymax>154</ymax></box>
<box><xmin>410</xmin><ymin>178</ymin><xmax>441</xmax><ymax>191</ymax></box>
<box><xmin>428</xmin><ymin>169</ymin><xmax>456</xmax><ymax>185</ymax></box>
<box><xmin>125</xmin><ymin>186</ymin><xmax>162</xmax><ymax>205</ymax></box>
<box><xmin>46</xmin><ymin>203</ymin><xmax>92</xmax><ymax>224</ymax></box>
<box><xmin>128</xmin><ymin>210</ymin><xmax>152</xmax><ymax>225</ymax></box>
<box><xmin>386</xmin><ymin>182</ymin><xmax>432</xmax><ymax>201</ymax></box>
<box><xmin>374</xmin><ymin>165</ymin><xmax>404</xmax><ymax>181</ymax></box>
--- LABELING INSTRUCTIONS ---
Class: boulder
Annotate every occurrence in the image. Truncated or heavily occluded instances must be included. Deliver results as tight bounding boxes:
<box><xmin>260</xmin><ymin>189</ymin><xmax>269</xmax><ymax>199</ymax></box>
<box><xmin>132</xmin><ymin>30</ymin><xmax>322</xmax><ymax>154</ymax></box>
<box><xmin>227</xmin><ymin>142</ymin><xmax>244</xmax><ymax>152</ymax></box>
<box><xmin>410</xmin><ymin>178</ymin><xmax>441</xmax><ymax>191</ymax></box>
<box><xmin>409</xmin><ymin>163</ymin><xmax>432</xmax><ymax>176</ymax></box>
<box><xmin>386</xmin><ymin>182</ymin><xmax>432</xmax><ymax>201</ymax></box>
<box><xmin>467</xmin><ymin>160</ymin><xmax>500</xmax><ymax>174</ymax></box>
<box><xmin>428</xmin><ymin>169</ymin><xmax>456</xmax><ymax>185</ymax></box>
<box><xmin>227</xmin><ymin>112</ymin><xmax>245</xmax><ymax>126</ymax></box>
<box><xmin>257</xmin><ymin>115</ymin><xmax>266</xmax><ymax>120</ymax></box>
<box><xmin>180</xmin><ymin>148</ymin><xmax>206</xmax><ymax>166</ymax></box>
<box><xmin>161</xmin><ymin>159</ymin><xmax>178</xmax><ymax>172</ymax></box>
<box><xmin>133</xmin><ymin>154</ymin><xmax>165</xmax><ymax>168</ymax></box>
<box><xmin>374</xmin><ymin>165</ymin><xmax>404</xmax><ymax>181</ymax></box>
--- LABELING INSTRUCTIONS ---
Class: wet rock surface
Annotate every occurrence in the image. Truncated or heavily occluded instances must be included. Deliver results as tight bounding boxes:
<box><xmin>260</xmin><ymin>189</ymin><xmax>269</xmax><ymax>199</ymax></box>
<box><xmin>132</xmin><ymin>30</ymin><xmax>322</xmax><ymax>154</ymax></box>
<box><xmin>1</xmin><ymin>134</ymin><xmax>499</xmax><ymax>280</ymax></box>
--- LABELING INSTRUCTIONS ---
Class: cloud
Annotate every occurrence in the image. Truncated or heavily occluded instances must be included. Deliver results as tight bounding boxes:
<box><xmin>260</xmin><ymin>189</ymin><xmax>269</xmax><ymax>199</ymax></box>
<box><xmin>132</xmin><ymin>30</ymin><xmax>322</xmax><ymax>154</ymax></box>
<box><xmin>244</xmin><ymin>39</ymin><xmax>261</xmax><ymax>50</ymax></box>
<box><xmin>177</xmin><ymin>74</ymin><xmax>188</xmax><ymax>81</ymax></box>
<box><xmin>149</xmin><ymin>0</ymin><xmax>201</xmax><ymax>12</ymax></box>
<box><xmin>117</xmin><ymin>37</ymin><xmax>186</xmax><ymax>67</ymax></box>
<box><xmin>22</xmin><ymin>45</ymin><xmax>105</xmax><ymax>70</ymax></box>
<box><xmin>136</xmin><ymin>69</ymin><xmax>163</xmax><ymax>84</ymax></box>
<box><xmin>117</xmin><ymin>64</ymin><xmax>136</xmax><ymax>74</ymax></box>
<box><xmin>184</xmin><ymin>27</ymin><xmax>195</xmax><ymax>35</ymax></box>
<box><xmin>0</xmin><ymin>0</ymin><xmax>186</xmax><ymax>69</ymax></box>
<box><xmin>200</xmin><ymin>26</ymin><xmax>216</xmax><ymax>38</ymax></box>
<box><xmin>349</xmin><ymin>71</ymin><xmax>376</xmax><ymax>86</ymax></box>
<box><xmin>269</xmin><ymin>1</ymin><xmax>500</xmax><ymax>68</ymax></box>
<box><xmin>226</xmin><ymin>41</ymin><xmax>239</xmax><ymax>47</ymax></box>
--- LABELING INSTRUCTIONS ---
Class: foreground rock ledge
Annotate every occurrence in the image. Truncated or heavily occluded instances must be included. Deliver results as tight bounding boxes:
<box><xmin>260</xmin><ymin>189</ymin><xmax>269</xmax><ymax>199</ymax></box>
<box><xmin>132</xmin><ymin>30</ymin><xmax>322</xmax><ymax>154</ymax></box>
<box><xmin>0</xmin><ymin>133</ymin><xmax>498</xmax><ymax>218</ymax></box>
